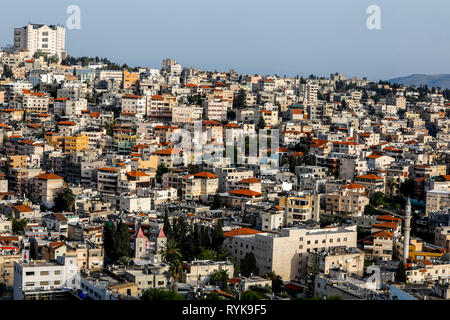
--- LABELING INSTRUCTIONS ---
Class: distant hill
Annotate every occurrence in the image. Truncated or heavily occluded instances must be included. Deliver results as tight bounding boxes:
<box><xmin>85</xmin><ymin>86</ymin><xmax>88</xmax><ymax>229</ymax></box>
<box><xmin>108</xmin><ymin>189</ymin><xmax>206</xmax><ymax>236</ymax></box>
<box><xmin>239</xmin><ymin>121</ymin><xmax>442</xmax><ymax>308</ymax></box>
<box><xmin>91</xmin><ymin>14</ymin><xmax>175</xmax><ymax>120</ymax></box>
<box><xmin>387</xmin><ymin>74</ymin><xmax>450</xmax><ymax>89</ymax></box>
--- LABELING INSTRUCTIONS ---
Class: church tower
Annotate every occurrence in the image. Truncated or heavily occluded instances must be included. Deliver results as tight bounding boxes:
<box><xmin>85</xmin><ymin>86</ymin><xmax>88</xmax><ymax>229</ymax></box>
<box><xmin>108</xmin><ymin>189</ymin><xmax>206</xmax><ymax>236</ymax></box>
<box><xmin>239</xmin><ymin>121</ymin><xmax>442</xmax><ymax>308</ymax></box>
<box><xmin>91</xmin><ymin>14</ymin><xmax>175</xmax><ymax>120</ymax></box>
<box><xmin>135</xmin><ymin>227</ymin><xmax>149</xmax><ymax>259</ymax></box>
<box><xmin>156</xmin><ymin>228</ymin><xmax>167</xmax><ymax>253</ymax></box>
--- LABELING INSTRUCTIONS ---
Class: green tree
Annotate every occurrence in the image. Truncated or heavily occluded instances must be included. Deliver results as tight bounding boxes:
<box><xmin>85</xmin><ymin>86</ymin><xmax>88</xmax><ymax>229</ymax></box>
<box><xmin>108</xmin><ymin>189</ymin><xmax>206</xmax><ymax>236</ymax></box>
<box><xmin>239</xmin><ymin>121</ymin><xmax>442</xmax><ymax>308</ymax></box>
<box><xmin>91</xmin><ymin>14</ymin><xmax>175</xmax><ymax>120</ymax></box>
<box><xmin>199</xmin><ymin>225</ymin><xmax>211</xmax><ymax>248</ymax></box>
<box><xmin>205</xmin><ymin>292</ymin><xmax>222</xmax><ymax>300</ymax></box>
<box><xmin>12</xmin><ymin>218</ymin><xmax>27</xmax><ymax>233</ymax></box>
<box><xmin>172</xmin><ymin>215</ymin><xmax>189</xmax><ymax>246</ymax></box>
<box><xmin>240</xmin><ymin>290</ymin><xmax>261</xmax><ymax>300</ymax></box>
<box><xmin>197</xmin><ymin>248</ymin><xmax>218</xmax><ymax>260</ymax></box>
<box><xmin>400</xmin><ymin>179</ymin><xmax>415</xmax><ymax>198</ymax></box>
<box><xmin>53</xmin><ymin>187</ymin><xmax>75</xmax><ymax>212</ymax></box>
<box><xmin>115</xmin><ymin>220</ymin><xmax>131</xmax><ymax>260</ymax></box>
<box><xmin>233</xmin><ymin>89</ymin><xmax>246</xmax><ymax>109</ymax></box>
<box><xmin>265</xmin><ymin>271</ymin><xmax>283</xmax><ymax>294</ymax></box>
<box><xmin>103</xmin><ymin>221</ymin><xmax>116</xmax><ymax>263</ymax></box>
<box><xmin>47</xmin><ymin>54</ymin><xmax>59</xmax><ymax>64</ymax></box>
<box><xmin>209</xmin><ymin>269</ymin><xmax>230</xmax><ymax>289</ymax></box>
<box><xmin>2</xmin><ymin>65</ymin><xmax>14</xmax><ymax>78</ymax></box>
<box><xmin>256</xmin><ymin>116</ymin><xmax>266</xmax><ymax>130</ymax></box>
<box><xmin>180</xmin><ymin>234</ymin><xmax>197</xmax><ymax>261</ymax></box>
<box><xmin>105</xmin><ymin>120</ymin><xmax>116</xmax><ymax>137</ymax></box>
<box><xmin>140</xmin><ymin>288</ymin><xmax>184</xmax><ymax>300</ymax></box>
<box><xmin>395</xmin><ymin>261</ymin><xmax>407</xmax><ymax>283</ymax></box>
<box><xmin>117</xmin><ymin>256</ymin><xmax>133</xmax><ymax>266</ymax></box>
<box><xmin>33</xmin><ymin>50</ymin><xmax>48</xmax><ymax>61</ymax></box>
<box><xmin>163</xmin><ymin>209</ymin><xmax>173</xmax><ymax>240</ymax></box>
<box><xmin>211</xmin><ymin>191</ymin><xmax>222</xmax><ymax>210</ymax></box>
<box><xmin>240</xmin><ymin>252</ymin><xmax>259</xmax><ymax>277</ymax></box>
<box><xmin>211</xmin><ymin>219</ymin><xmax>224</xmax><ymax>249</ymax></box>
<box><xmin>160</xmin><ymin>239</ymin><xmax>183</xmax><ymax>292</ymax></box>
<box><xmin>370</xmin><ymin>192</ymin><xmax>386</xmax><ymax>206</ymax></box>
<box><xmin>156</xmin><ymin>163</ymin><xmax>169</xmax><ymax>184</ymax></box>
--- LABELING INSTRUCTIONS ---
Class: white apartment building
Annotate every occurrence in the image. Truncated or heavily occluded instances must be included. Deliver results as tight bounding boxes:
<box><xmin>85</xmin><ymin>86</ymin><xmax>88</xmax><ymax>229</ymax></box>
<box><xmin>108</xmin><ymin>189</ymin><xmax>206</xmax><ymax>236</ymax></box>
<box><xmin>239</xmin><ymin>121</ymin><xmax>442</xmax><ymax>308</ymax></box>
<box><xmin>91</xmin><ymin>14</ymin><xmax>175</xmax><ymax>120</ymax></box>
<box><xmin>204</xmin><ymin>99</ymin><xmax>228</xmax><ymax>121</ymax></box>
<box><xmin>172</xmin><ymin>104</ymin><xmax>203</xmax><ymax>123</ymax></box>
<box><xmin>54</xmin><ymin>98</ymin><xmax>87</xmax><ymax>116</ymax></box>
<box><xmin>21</xmin><ymin>90</ymin><xmax>49</xmax><ymax>113</ymax></box>
<box><xmin>426</xmin><ymin>189</ymin><xmax>450</xmax><ymax>216</ymax></box>
<box><xmin>14</xmin><ymin>24</ymin><xmax>66</xmax><ymax>60</ymax></box>
<box><xmin>215</xmin><ymin>167</ymin><xmax>254</xmax><ymax>192</ymax></box>
<box><xmin>225</xmin><ymin>225</ymin><xmax>358</xmax><ymax>281</ymax></box>
<box><xmin>300</xmin><ymin>82</ymin><xmax>318</xmax><ymax>105</ymax></box>
<box><xmin>13</xmin><ymin>255</ymin><xmax>79</xmax><ymax>300</ymax></box>
<box><xmin>121</xmin><ymin>94</ymin><xmax>147</xmax><ymax>117</ymax></box>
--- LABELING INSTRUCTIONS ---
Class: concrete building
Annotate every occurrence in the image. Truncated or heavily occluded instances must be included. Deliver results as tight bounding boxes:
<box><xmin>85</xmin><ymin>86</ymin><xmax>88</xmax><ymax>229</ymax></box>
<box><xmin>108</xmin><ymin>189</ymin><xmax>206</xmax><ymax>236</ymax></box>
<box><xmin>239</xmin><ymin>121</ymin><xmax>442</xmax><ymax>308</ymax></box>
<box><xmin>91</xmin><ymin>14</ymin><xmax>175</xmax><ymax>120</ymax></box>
<box><xmin>279</xmin><ymin>194</ymin><xmax>320</xmax><ymax>225</ymax></box>
<box><xmin>13</xmin><ymin>255</ymin><xmax>79</xmax><ymax>300</ymax></box>
<box><xmin>325</xmin><ymin>183</ymin><xmax>369</xmax><ymax>216</ymax></box>
<box><xmin>31</xmin><ymin>173</ymin><xmax>64</xmax><ymax>207</ymax></box>
<box><xmin>181</xmin><ymin>260</ymin><xmax>234</xmax><ymax>286</ymax></box>
<box><xmin>14</xmin><ymin>24</ymin><xmax>66</xmax><ymax>60</ymax></box>
<box><xmin>307</xmin><ymin>247</ymin><xmax>365</xmax><ymax>277</ymax></box>
<box><xmin>224</xmin><ymin>225</ymin><xmax>357</xmax><ymax>281</ymax></box>
<box><xmin>426</xmin><ymin>189</ymin><xmax>450</xmax><ymax>216</ymax></box>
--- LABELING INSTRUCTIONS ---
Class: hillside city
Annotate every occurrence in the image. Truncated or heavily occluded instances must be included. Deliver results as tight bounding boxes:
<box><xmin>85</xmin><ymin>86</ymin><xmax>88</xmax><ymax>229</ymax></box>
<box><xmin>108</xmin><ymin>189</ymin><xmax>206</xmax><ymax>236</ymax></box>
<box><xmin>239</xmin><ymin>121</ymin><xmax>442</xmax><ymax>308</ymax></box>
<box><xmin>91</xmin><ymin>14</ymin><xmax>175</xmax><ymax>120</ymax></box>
<box><xmin>1</xmin><ymin>23</ymin><xmax>450</xmax><ymax>301</ymax></box>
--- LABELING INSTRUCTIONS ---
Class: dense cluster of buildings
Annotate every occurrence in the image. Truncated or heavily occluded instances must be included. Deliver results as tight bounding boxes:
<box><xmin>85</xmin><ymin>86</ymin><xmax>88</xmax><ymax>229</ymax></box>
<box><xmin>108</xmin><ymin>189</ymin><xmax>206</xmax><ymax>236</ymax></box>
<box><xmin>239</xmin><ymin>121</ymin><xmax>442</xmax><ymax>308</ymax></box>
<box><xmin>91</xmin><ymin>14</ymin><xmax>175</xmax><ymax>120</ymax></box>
<box><xmin>1</xmin><ymin>23</ymin><xmax>450</xmax><ymax>301</ymax></box>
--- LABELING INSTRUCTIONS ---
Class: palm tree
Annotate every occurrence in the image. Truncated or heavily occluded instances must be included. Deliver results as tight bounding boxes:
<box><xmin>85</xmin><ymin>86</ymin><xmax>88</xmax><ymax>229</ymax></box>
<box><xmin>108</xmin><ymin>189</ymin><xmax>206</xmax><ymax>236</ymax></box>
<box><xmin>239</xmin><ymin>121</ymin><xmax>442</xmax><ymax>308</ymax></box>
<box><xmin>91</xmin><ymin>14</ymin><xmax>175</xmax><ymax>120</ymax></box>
<box><xmin>265</xmin><ymin>271</ymin><xmax>283</xmax><ymax>294</ymax></box>
<box><xmin>160</xmin><ymin>239</ymin><xmax>182</xmax><ymax>292</ymax></box>
<box><xmin>117</xmin><ymin>256</ymin><xmax>132</xmax><ymax>266</ymax></box>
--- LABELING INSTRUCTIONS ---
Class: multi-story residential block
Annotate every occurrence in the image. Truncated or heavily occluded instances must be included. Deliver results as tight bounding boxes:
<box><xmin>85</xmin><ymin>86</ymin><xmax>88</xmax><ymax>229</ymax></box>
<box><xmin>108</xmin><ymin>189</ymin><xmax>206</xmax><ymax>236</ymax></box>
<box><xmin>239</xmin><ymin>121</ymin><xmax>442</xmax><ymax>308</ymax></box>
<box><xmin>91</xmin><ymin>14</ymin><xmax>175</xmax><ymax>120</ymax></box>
<box><xmin>182</xmin><ymin>172</ymin><xmax>219</xmax><ymax>201</ymax></box>
<box><xmin>14</xmin><ymin>24</ymin><xmax>66</xmax><ymax>59</ymax></box>
<box><xmin>30</xmin><ymin>173</ymin><xmax>64</xmax><ymax>207</ymax></box>
<box><xmin>279</xmin><ymin>194</ymin><xmax>320</xmax><ymax>225</ymax></box>
<box><xmin>325</xmin><ymin>183</ymin><xmax>369</xmax><ymax>216</ymax></box>
<box><xmin>307</xmin><ymin>247</ymin><xmax>365</xmax><ymax>276</ymax></box>
<box><xmin>354</xmin><ymin>174</ymin><xmax>385</xmax><ymax>195</ymax></box>
<box><xmin>204</xmin><ymin>99</ymin><xmax>228</xmax><ymax>121</ymax></box>
<box><xmin>13</xmin><ymin>255</ymin><xmax>79</xmax><ymax>300</ymax></box>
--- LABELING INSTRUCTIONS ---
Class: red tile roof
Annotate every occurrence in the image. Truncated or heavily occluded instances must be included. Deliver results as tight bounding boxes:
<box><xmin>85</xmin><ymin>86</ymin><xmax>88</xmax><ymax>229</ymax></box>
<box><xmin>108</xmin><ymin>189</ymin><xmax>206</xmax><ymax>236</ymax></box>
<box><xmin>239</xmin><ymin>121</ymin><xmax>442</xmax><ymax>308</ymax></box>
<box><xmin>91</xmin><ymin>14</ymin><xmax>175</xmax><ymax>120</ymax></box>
<box><xmin>127</xmin><ymin>170</ymin><xmax>149</xmax><ymax>177</ymax></box>
<box><xmin>356</xmin><ymin>174</ymin><xmax>384</xmax><ymax>180</ymax></box>
<box><xmin>373</xmin><ymin>230</ymin><xmax>394</xmax><ymax>238</ymax></box>
<box><xmin>223</xmin><ymin>227</ymin><xmax>261</xmax><ymax>238</ymax></box>
<box><xmin>36</xmin><ymin>173</ymin><xmax>63</xmax><ymax>180</ymax></box>
<box><xmin>239</xmin><ymin>178</ymin><xmax>260</xmax><ymax>184</ymax></box>
<box><xmin>229</xmin><ymin>189</ymin><xmax>262</xmax><ymax>197</ymax></box>
<box><xmin>14</xmin><ymin>204</ymin><xmax>33</xmax><ymax>213</ymax></box>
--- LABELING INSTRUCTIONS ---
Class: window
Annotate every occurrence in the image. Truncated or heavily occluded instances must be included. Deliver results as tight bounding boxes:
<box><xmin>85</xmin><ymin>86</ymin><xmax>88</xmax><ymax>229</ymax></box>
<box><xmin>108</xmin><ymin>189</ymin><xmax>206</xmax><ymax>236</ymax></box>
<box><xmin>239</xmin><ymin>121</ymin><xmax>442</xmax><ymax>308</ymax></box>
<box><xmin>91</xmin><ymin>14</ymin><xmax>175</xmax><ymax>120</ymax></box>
<box><xmin>54</xmin><ymin>281</ymin><xmax>61</xmax><ymax>285</ymax></box>
<box><xmin>54</xmin><ymin>270</ymin><xmax>61</xmax><ymax>275</ymax></box>
<box><xmin>40</xmin><ymin>271</ymin><xmax>49</xmax><ymax>276</ymax></box>
<box><xmin>26</xmin><ymin>282</ymin><xmax>34</xmax><ymax>287</ymax></box>
<box><xmin>25</xmin><ymin>271</ymin><xmax>35</xmax><ymax>276</ymax></box>
<box><xmin>40</xmin><ymin>281</ymin><xmax>49</xmax><ymax>286</ymax></box>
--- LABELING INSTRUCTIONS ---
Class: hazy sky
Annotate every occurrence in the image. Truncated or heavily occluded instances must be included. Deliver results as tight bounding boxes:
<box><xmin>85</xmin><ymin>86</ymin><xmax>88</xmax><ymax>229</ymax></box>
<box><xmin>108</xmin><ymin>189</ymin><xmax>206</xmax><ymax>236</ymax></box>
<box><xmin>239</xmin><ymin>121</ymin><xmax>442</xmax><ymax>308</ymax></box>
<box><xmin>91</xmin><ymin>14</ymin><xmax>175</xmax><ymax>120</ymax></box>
<box><xmin>1</xmin><ymin>0</ymin><xmax>449</xmax><ymax>81</ymax></box>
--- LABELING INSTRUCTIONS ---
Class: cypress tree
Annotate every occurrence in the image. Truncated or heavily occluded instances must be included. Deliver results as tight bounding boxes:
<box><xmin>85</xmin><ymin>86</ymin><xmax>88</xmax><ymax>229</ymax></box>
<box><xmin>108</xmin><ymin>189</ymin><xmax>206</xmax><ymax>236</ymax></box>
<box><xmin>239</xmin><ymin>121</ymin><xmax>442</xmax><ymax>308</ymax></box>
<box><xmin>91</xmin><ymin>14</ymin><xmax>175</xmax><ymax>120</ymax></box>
<box><xmin>163</xmin><ymin>210</ymin><xmax>172</xmax><ymax>240</ymax></box>
<box><xmin>103</xmin><ymin>221</ymin><xmax>116</xmax><ymax>262</ymax></box>
<box><xmin>241</xmin><ymin>253</ymin><xmax>259</xmax><ymax>277</ymax></box>
<box><xmin>115</xmin><ymin>220</ymin><xmax>131</xmax><ymax>261</ymax></box>
<box><xmin>211</xmin><ymin>219</ymin><xmax>224</xmax><ymax>250</ymax></box>
<box><xmin>395</xmin><ymin>261</ymin><xmax>407</xmax><ymax>283</ymax></box>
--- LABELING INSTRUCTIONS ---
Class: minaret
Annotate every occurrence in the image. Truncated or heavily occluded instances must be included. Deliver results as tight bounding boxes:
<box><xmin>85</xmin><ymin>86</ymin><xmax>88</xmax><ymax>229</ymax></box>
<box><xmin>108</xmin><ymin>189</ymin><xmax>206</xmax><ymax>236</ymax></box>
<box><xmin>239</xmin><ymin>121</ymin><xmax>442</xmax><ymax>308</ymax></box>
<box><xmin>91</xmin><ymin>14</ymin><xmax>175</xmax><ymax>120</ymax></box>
<box><xmin>402</xmin><ymin>197</ymin><xmax>412</xmax><ymax>264</ymax></box>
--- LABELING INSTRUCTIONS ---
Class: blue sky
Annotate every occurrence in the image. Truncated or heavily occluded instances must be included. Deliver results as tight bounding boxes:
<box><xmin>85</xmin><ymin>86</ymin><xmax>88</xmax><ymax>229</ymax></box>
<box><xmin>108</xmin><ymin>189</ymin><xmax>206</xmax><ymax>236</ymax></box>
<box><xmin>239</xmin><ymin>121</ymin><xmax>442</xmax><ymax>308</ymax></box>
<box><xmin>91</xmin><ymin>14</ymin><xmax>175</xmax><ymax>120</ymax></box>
<box><xmin>1</xmin><ymin>0</ymin><xmax>449</xmax><ymax>81</ymax></box>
